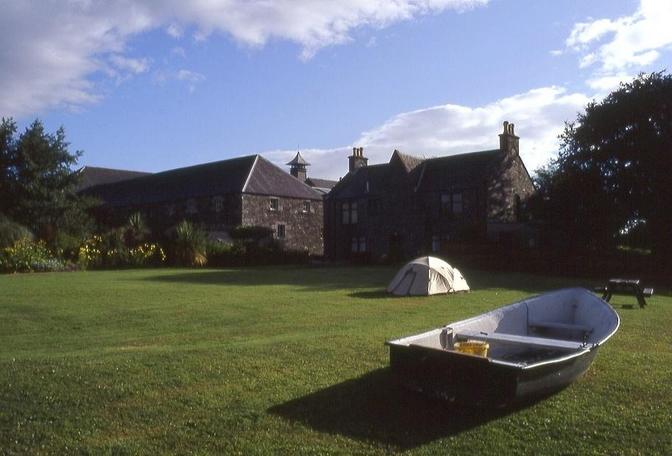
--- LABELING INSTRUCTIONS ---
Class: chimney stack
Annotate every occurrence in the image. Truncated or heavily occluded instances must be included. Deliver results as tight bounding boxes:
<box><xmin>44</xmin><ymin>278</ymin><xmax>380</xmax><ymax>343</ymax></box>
<box><xmin>499</xmin><ymin>121</ymin><xmax>519</xmax><ymax>156</ymax></box>
<box><xmin>349</xmin><ymin>146</ymin><xmax>368</xmax><ymax>172</ymax></box>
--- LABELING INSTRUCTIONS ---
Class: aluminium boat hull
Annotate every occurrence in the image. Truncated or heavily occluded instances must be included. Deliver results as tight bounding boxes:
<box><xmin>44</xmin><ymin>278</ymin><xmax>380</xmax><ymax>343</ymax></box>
<box><xmin>389</xmin><ymin>342</ymin><xmax>598</xmax><ymax>407</ymax></box>
<box><xmin>386</xmin><ymin>288</ymin><xmax>618</xmax><ymax>407</ymax></box>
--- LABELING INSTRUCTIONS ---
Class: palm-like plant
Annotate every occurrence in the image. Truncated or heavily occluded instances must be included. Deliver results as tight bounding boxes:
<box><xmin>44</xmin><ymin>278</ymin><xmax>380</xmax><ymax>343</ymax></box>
<box><xmin>174</xmin><ymin>220</ymin><xmax>207</xmax><ymax>266</ymax></box>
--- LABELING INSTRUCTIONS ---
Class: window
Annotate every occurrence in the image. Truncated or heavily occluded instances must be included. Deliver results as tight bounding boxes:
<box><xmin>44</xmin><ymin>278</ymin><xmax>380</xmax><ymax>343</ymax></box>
<box><xmin>452</xmin><ymin>192</ymin><xmax>463</xmax><ymax>215</ymax></box>
<box><xmin>276</xmin><ymin>224</ymin><xmax>286</xmax><ymax>239</ymax></box>
<box><xmin>441</xmin><ymin>193</ymin><xmax>451</xmax><ymax>216</ymax></box>
<box><xmin>303</xmin><ymin>201</ymin><xmax>310</xmax><ymax>213</ymax></box>
<box><xmin>368</xmin><ymin>198</ymin><xmax>381</xmax><ymax>216</ymax></box>
<box><xmin>269</xmin><ymin>197</ymin><xmax>279</xmax><ymax>211</ymax></box>
<box><xmin>432</xmin><ymin>235</ymin><xmax>440</xmax><ymax>253</ymax></box>
<box><xmin>341</xmin><ymin>201</ymin><xmax>358</xmax><ymax>224</ymax></box>
<box><xmin>351</xmin><ymin>236</ymin><xmax>367</xmax><ymax>253</ymax></box>
<box><xmin>514</xmin><ymin>194</ymin><xmax>522</xmax><ymax>221</ymax></box>
<box><xmin>186</xmin><ymin>199</ymin><xmax>198</xmax><ymax>214</ymax></box>
<box><xmin>213</xmin><ymin>196</ymin><xmax>224</xmax><ymax>213</ymax></box>
<box><xmin>166</xmin><ymin>204</ymin><xmax>176</xmax><ymax>216</ymax></box>
<box><xmin>365</xmin><ymin>181</ymin><xmax>370</xmax><ymax>193</ymax></box>
<box><xmin>342</xmin><ymin>202</ymin><xmax>350</xmax><ymax>224</ymax></box>
<box><xmin>441</xmin><ymin>192</ymin><xmax>466</xmax><ymax>217</ymax></box>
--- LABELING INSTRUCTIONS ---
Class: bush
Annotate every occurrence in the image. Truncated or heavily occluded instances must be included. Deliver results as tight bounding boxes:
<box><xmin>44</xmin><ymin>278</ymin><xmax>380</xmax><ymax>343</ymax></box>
<box><xmin>78</xmin><ymin>234</ymin><xmax>166</xmax><ymax>269</ymax></box>
<box><xmin>230</xmin><ymin>226</ymin><xmax>273</xmax><ymax>243</ymax></box>
<box><xmin>205</xmin><ymin>239</ymin><xmax>310</xmax><ymax>267</ymax></box>
<box><xmin>0</xmin><ymin>238</ymin><xmax>65</xmax><ymax>273</ymax></box>
<box><xmin>171</xmin><ymin>221</ymin><xmax>207</xmax><ymax>266</ymax></box>
<box><xmin>0</xmin><ymin>215</ymin><xmax>33</xmax><ymax>248</ymax></box>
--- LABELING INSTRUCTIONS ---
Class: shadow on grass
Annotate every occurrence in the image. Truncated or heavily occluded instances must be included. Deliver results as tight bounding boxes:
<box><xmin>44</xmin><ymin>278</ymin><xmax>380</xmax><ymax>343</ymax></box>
<box><xmin>348</xmin><ymin>290</ymin><xmax>390</xmax><ymax>299</ymax></box>
<box><xmin>268</xmin><ymin>368</ymin><xmax>539</xmax><ymax>450</ymax></box>
<box><xmin>138</xmin><ymin>265</ymin><xmax>626</xmax><ymax>298</ymax></box>
<box><xmin>138</xmin><ymin>266</ymin><xmax>394</xmax><ymax>292</ymax></box>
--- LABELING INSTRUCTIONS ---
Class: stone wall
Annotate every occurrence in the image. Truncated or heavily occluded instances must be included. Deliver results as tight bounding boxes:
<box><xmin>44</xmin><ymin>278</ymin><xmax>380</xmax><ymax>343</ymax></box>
<box><xmin>487</xmin><ymin>153</ymin><xmax>536</xmax><ymax>223</ymax></box>
<box><xmin>92</xmin><ymin>193</ymin><xmax>244</xmax><ymax>234</ymax></box>
<box><xmin>241</xmin><ymin>194</ymin><xmax>324</xmax><ymax>255</ymax></box>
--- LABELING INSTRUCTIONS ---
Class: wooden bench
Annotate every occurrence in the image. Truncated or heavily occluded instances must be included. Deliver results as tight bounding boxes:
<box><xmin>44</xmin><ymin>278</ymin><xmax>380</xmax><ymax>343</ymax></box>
<box><xmin>595</xmin><ymin>278</ymin><xmax>654</xmax><ymax>308</ymax></box>
<box><xmin>528</xmin><ymin>320</ymin><xmax>592</xmax><ymax>334</ymax></box>
<box><xmin>456</xmin><ymin>330</ymin><xmax>587</xmax><ymax>351</ymax></box>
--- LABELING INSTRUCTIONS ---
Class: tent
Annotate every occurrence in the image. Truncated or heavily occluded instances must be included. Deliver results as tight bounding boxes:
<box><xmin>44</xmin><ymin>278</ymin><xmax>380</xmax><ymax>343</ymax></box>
<box><xmin>387</xmin><ymin>256</ymin><xmax>470</xmax><ymax>296</ymax></box>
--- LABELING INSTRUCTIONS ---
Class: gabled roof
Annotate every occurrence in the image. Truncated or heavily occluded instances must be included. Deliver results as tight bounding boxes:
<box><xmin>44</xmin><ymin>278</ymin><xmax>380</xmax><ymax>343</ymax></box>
<box><xmin>390</xmin><ymin>150</ymin><xmax>424</xmax><ymax>172</ymax></box>
<box><xmin>85</xmin><ymin>154</ymin><xmax>322</xmax><ymax>207</ymax></box>
<box><xmin>328</xmin><ymin>163</ymin><xmax>390</xmax><ymax>199</ymax></box>
<box><xmin>329</xmin><ymin>148</ymin><xmax>507</xmax><ymax>199</ymax></box>
<box><xmin>76</xmin><ymin>166</ymin><xmax>151</xmax><ymax>191</ymax></box>
<box><xmin>414</xmin><ymin>149</ymin><xmax>502</xmax><ymax>192</ymax></box>
<box><xmin>245</xmin><ymin>156</ymin><xmax>322</xmax><ymax>199</ymax></box>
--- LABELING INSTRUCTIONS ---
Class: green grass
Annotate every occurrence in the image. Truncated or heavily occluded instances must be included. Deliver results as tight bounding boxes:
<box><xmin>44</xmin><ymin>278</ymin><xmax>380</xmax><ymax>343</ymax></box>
<box><xmin>1</xmin><ymin>266</ymin><xmax>670</xmax><ymax>454</ymax></box>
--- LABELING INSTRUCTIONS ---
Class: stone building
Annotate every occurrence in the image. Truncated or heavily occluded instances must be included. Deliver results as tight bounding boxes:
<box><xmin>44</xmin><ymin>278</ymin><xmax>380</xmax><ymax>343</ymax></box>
<box><xmin>324</xmin><ymin>122</ymin><xmax>536</xmax><ymax>261</ymax></box>
<box><xmin>84</xmin><ymin>154</ymin><xmax>325</xmax><ymax>254</ymax></box>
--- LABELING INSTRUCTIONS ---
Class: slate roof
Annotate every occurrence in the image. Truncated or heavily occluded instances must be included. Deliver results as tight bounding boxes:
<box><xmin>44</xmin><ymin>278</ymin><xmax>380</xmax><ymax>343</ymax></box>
<box><xmin>76</xmin><ymin>166</ymin><xmax>151</xmax><ymax>191</ymax></box>
<box><xmin>305</xmin><ymin>177</ymin><xmax>337</xmax><ymax>189</ymax></box>
<box><xmin>329</xmin><ymin>148</ymin><xmax>505</xmax><ymax>199</ymax></box>
<box><xmin>391</xmin><ymin>150</ymin><xmax>424</xmax><ymax>172</ymax></box>
<box><xmin>287</xmin><ymin>151</ymin><xmax>310</xmax><ymax>166</ymax></box>
<box><xmin>414</xmin><ymin>149</ymin><xmax>502</xmax><ymax>192</ymax></box>
<box><xmin>85</xmin><ymin>154</ymin><xmax>322</xmax><ymax>207</ymax></box>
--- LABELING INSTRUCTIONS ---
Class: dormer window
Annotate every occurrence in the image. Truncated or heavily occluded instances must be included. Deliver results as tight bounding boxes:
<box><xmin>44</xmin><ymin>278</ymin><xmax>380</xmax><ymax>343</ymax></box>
<box><xmin>269</xmin><ymin>197</ymin><xmax>279</xmax><ymax>211</ymax></box>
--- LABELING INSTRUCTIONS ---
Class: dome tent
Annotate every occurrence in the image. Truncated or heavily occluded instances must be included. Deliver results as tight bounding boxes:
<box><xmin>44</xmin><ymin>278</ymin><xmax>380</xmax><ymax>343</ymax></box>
<box><xmin>387</xmin><ymin>256</ymin><xmax>470</xmax><ymax>296</ymax></box>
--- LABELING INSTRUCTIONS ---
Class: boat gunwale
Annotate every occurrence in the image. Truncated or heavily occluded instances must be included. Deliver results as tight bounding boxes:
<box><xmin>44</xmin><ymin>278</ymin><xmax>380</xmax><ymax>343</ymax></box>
<box><xmin>385</xmin><ymin>287</ymin><xmax>620</xmax><ymax>370</ymax></box>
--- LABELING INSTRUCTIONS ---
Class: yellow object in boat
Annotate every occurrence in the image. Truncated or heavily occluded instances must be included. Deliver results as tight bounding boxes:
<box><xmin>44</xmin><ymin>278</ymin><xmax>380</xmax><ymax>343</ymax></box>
<box><xmin>454</xmin><ymin>340</ymin><xmax>489</xmax><ymax>357</ymax></box>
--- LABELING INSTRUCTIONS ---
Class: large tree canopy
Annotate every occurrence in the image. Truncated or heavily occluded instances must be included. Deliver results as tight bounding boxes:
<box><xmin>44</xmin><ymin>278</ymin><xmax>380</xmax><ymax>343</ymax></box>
<box><xmin>0</xmin><ymin>118</ymin><xmax>93</xmax><ymax>246</ymax></box>
<box><xmin>533</xmin><ymin>72</ymin><xmax>672</xmax><ymax>260</ymax></box>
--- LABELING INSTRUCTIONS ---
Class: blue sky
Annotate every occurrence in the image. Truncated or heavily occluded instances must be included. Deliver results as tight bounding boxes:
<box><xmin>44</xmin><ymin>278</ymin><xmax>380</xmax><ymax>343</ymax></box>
<box><xmin>2</xmin><ymin>0</ymin><xmax>670</xmax><ymax>179</ymax></box>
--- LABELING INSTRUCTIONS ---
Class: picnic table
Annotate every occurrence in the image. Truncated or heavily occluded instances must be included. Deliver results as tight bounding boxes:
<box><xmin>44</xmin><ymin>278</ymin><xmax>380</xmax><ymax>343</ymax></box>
<box><xmin>595</xmin><ymin>278</ymin><xmax>653</xmax><ymax>308</ymax></box>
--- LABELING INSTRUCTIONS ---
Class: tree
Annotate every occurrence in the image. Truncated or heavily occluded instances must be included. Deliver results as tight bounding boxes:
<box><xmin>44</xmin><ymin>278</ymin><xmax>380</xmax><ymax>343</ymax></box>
<box><xmin>532</xmin><ymin>72</ymin><xmax>672</xmax><ymax>261</ymax></box>
<box><xmin>0</xmin><ymin>118</ymin><xmax>94</xmax><ymax>247</ymax></box>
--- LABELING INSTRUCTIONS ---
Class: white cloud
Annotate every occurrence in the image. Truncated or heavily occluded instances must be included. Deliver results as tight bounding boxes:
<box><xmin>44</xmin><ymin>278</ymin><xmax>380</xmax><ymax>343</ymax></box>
<box><xmin>565</xmin><ymin>0</ymin><xmax>672</xmax><ymax>72</ymax></box>
<box><xmin>263</xmin><ymin>86</ymin><xmax>589</xmax><ymax>180</ymax></box>
<box><xmin>585</xmin><ymin>73</ymin><xmax>634</xmax><ymax>94</ymax></box>
<box><xmin>0</xmin><ymin>0</ymin><xmax>488</xmax><ymax>118</ymax></box>
<box><xmin>109</xmin><ymin>55</ymin><xmax>150</xmax><ymax>74</ymax></box>
<box><xmin>176</xmin><ymin>69</ymin><xmax>206</xmax><ymax>92</ymax></box>
<box><xmin>152</xmin><ymin>68</ymin><xmax>205</xmax><ymax>92</ymax></box>
<box><xmin>166</xmin><ymin>23</ymin><xmax>183</xmax><ymax>39</ymax></box>
<box><xmin>171</xmin><ymin>47</ymin><xmax>186</xmax><ymax>58</ymax></box>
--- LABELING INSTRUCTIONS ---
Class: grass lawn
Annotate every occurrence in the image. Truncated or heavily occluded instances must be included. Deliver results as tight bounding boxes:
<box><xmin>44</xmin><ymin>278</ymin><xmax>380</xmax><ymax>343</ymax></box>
<box><xmin>1</xmin><ymin>266</ymin><xmax>671</xmax><ymax>454</ymax></box>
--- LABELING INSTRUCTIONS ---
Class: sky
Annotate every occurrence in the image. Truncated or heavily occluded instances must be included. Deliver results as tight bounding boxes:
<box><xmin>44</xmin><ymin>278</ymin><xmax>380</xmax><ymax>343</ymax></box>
<box><xmin>2</xmin><ymin>0</ymin><xmax>671</xmax><ymax>180</ymax></box>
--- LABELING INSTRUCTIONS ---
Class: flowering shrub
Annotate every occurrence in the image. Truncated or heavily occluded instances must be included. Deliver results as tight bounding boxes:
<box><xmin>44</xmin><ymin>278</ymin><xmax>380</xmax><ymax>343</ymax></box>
<box><xmin>78</xmin><ymin>235</ymin><xmax>105</xmax><ymax>268</ymax></box>
<box><xmin>0</xmin><ymin>238</ymin><xmax>65</xmax><ymax>273</ymax></box>
<box><xmin>127</xmin><ymin>243</ymin><xmax>167</xmax><ymax>266</ymax></box>
<box><xmin>78</xmin><ymin>235</ymin><xmax>166</xmax><ymax>269</ymax></box>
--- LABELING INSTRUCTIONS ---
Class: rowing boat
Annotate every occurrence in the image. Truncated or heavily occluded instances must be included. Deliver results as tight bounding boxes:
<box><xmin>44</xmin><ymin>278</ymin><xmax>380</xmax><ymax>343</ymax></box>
<box><xmin>386</xmin><ymin>288</ymin><xmax>619</xmax><ymax>406</ymax></box>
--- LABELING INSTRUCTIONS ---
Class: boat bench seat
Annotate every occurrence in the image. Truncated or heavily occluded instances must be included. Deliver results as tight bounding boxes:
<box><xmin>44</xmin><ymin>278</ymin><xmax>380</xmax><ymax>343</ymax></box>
<box><xmin>528</xmin><ymin>320</ymin><xmax>592</xmax><ymax>334</ymax></box>
<box><xmin>456</xmin><ymin>330</ymin><xmax>586</xmax><ymax>351</ymax></box>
